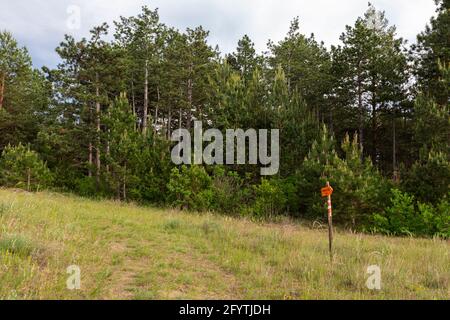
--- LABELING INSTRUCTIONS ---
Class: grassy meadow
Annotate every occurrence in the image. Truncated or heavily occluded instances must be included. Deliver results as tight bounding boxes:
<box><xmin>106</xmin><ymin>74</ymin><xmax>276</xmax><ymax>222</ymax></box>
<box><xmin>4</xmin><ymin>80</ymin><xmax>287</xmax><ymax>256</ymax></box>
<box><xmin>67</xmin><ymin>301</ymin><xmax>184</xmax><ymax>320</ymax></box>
<box><xmin>0</xmin><ymin>188</ymin><xmax>448</xmax><ymax>300</ymax></box>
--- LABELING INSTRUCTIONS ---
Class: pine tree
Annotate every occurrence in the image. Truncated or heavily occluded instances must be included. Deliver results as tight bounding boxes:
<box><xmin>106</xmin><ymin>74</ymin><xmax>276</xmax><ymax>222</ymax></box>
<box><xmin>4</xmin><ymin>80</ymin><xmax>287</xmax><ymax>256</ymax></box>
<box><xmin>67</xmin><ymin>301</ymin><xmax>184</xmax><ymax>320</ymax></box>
<box><xmin>271</xmin><ymin>66</ymin><xmax>321</xmax><ymax>176</ymax></box>
<box><xmin>0</xmin><ymin>31</ymin><xmax>32</xmax><ymax>111</ymax></box>
<box><xmin>183</xmin><ymin>26</ymin><xmax>217</xmax><ymax>129</ymax></box>
<box><xmin>0</xmin><ymin>143</ymin><xmax>52</xmax><ymax>191</ymax></box>
<box><xmin>268</xmin><ymin>17</ymin><xmax>332</xmax><ymax>115</ymax></box>
<box><xmin>226</xmin><ymin>35</ymin><xmax>263</xmax><ymax>82</ymax></box>
<box><xmin>103</xmin><ymin>94</ymin><xmax>141</xmax><ymax>200</ymax></box>
<box><xmin>46</xmin><ymin>23</ymin><xmax>124</xmax><ymax>188</ymax></box>
<box><xmin>114</xmin><ymin>6</ymin><xmax>166</xmax><ymax>135</ymax></box>
<box><xmin>0</xmin><ymin>31</ymin><xmax>50</xmax><ymax>150</ymax></box>
<box><xmin>331</xmin><ymin>4</ymin><xmax>408</xmax><ymax>167</ymax></box>
<box><xmin>412</xmin><ymin>0</ymin><xmax>450</xmax><ymax>106</ymax></box>
<box><xmin>413</xmin><ymin>94</ymin><xmax>449</xmax><ymax>156</ymax></box>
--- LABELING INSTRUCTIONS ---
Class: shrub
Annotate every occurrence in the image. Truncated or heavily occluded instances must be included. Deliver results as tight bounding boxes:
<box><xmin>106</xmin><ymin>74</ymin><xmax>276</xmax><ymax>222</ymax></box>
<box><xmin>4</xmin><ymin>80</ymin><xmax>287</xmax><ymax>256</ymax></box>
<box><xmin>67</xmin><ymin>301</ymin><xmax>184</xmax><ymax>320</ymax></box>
<box><xmin>75</xmin><ymin>176</ymin><xmax>98</xmax><ymax>197</ymax></box>
<box><xmin>209</xmin><ymin>166</ymin><xmax>249</xmax><ymax>214</ymax></box>
<box><xmin>379</xmin><ymin>189</ymin><xmax>416</xmax><ymax>235</ymax></box>
<box><xmin>371</xmin><ymin>189</ymin><xmax>450</xmax><ymax>238</ymax></box>
<box><xmin>166</xmin><ymin>165</ymin><xmax>213</xmax><ymax>211</ymax></box>
<box><xmin>250</xmin><ymin>178</ymin><xmax>290</xmax><ymax>217</ymax></box>
<box><xmin>0</xmin><ymin>143</ymin><xmax>52</xmax><ymax>191</ymax></box>
<box><xmin>401</xmin><ymin>150</ymin><xmax>450</xmax><ymax>205</ymax></box>
<box><xmin>434</xmin><ymin>199</ymin><xmax>450</xmax><ymax>238</ymax></box>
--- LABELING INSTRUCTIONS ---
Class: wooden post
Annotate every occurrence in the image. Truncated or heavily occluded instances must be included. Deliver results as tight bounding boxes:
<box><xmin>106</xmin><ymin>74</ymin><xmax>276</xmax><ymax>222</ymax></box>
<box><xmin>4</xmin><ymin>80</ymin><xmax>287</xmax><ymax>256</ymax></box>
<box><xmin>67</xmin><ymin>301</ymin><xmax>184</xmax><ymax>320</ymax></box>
<box><xmin>326</xmin><ymin>181</ymin><xmax>333</xmax><ymax>261</ymax></box>
<box><xmin>321</xmin><ymin>182</ymin><xmax>334</xmax><ymax>261</ymax></box>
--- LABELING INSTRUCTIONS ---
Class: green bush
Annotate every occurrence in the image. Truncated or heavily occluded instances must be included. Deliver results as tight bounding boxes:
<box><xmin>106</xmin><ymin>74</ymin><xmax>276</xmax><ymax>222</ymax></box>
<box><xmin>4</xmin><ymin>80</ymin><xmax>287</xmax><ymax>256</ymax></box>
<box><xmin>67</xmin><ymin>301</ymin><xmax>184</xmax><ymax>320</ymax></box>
<box><xmin>434</xmin><ymin>199</ymin><xmax>450</xmax><ymax>238</ymax></box>
<box><xmin>0</xmin><ymin>144</ymin><xmax>52</xmax><ymax>191</ymax></box>
<box><xmin>376</xmin><ymin>189</ymin><xmax>416</xmax><ymax>235</ymax></box>
<box><xmin>249</xmin><ymin>178</ymin><xmax>290</xmax><ymax>217</ymax></box>
<box><xmin>371</xmin><ymin>189</ymin><xmax>450</xmax><ymax>238</ymax></box>
<box><xmin>167</xmin><ymin>165</ymin><xmax>253</xmax><ymax>214</ymax></box>
<box><xmin>166</xmin><ymin>165</ymin><xmax>213</xmax><ymax>211</ymax></box>
<box><xmin>75</xmin><ymin>176</ymin><xmax>98</xmax><ymax>197</ymax></box>
<box><xmin>209</xmin><ymin>166</ymin><xmax>249</xmax><ymax>214</ymax></box>
<box><xmin>401</xmin><ymin>150</ymin><xmax>450</xmax><ymax>205</ymax></box>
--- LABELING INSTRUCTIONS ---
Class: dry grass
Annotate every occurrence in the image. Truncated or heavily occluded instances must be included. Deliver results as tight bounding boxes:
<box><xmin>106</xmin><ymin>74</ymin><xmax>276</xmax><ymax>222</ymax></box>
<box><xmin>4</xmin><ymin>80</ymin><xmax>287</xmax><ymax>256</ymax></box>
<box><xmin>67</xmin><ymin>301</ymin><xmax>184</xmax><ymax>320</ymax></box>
<box><xmin>0</xmin><ymin>188</ymin><xmax>448</xmax><ymax>300</ymax></box>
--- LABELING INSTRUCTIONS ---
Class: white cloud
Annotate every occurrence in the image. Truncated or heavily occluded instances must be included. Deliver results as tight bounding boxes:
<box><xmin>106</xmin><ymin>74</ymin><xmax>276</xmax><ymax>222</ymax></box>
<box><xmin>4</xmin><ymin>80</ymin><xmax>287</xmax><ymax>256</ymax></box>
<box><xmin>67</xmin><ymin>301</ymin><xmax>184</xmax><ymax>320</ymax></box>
<box><xmin>0</xmin><ymin>0</ymin><xmax>437</xmax><ymax>68</ymax></box>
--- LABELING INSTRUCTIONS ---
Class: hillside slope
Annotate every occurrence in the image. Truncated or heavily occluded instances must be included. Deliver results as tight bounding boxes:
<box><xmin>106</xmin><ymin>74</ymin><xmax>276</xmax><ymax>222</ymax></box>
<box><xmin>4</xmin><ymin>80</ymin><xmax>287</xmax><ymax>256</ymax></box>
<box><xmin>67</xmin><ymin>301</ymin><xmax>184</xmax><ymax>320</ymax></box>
<box><xmin>0</xmin><ymin>189</ymin><xmax>448</xmax><ymax>299</ymax></box>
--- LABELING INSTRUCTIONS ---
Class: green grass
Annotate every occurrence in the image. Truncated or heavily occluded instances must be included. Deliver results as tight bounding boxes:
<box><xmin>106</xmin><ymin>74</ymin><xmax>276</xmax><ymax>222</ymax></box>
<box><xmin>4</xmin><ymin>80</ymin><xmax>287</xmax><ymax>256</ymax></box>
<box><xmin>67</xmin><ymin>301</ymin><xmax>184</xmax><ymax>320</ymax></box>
<box><xmin>0</xmin><ymin>234</ymin><xmax>36</xmax><ymax>257</ymax></box>
<box><xmin>0</xmin><ymin>188</ymin><xmax>448</xmax><ymax>300</ymax></box>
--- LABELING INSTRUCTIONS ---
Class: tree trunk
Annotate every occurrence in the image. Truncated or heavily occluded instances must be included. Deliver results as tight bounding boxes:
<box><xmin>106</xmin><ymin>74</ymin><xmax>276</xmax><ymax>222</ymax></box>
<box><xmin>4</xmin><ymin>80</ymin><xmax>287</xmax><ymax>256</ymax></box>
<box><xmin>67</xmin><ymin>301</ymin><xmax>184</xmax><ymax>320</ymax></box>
<box><xmin>187</xmin><ymin>63</ymin><xmax>193</xmax><ymax>130</ymax></box>
<box><xmin>105</xmin><ymin>143</ymin><xmax>110</xmax><ymax>174</ymax></box>
<box><xmin>357</xmin><ymin>74</ymin><xmax>364</xmax><ymax>156</ymax></box>
<box><xmin>131</xmin><ymin>79</ymin><xmax>137</xmax><ymax>131</ymax></box>
<box><xmin>154</xmin><ymin>86</ymin><xmax>160</xmax><ymax>129</ymax></box>
<box><xmin>27</xmin><ymin>167</ymin><xmax>31</xmax><ymax>191</ymax></box>
<box><xmin>167</xmin><ymin>106</ymin><xmax>172</xmax><ymax>139</ymax></box>
<box><xmin>329</xmin><ymin>104</ymin><xmax>334</xmax><ymax>133</ymax></box>
<box><xmin>95</xmin><ymin>73</ymin><xmax>101</xmax><ymax>186</ymax></box>
<box><xmin>0</xmin><ymin>73</ymin><xmax>5</xmax><ymax>110</ymax></box>
<box><xmin>131</xmin><ymin>80</ymin><xmax>136</xmax><ymax>115</ymax></box>
<box><xmin>393</xmin><ymin>117</ymin><xmax>398</xmax><ymax>182</ymax></box>
<box><xmin>88</xmin><ymin>103</ymin><xmax>93</xmax><ymax>178</ymax></box>
<box><xmin>106</xmin><ymin>109</ymin><xmax>111</xmax><ymax>174</ymax></box>
<box><xmin>123</xmin><ymin>164</ymin><xmax>127</xmax><ymax>202</ymax></box>
<box><xmin>371</xmin><ymin>89</ymin><xmax>377</xmax><ymax>164</ymax></box>
<box><xmin>143</xmin><ymin>59</ymin><xmax>149</xmax><ymax>135</ymax></box>
<box><xmin>88</xmin><ymin>142</ymin><xmax>93</xmax><ymax>177</ymax></box>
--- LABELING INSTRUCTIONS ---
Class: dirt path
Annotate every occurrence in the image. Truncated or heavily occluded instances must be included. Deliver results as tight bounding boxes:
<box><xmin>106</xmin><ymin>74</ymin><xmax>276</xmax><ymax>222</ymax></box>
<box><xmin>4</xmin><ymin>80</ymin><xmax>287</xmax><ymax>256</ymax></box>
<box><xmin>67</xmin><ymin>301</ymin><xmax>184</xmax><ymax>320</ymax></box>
<box><xmin>105</xmin><ymin>235</ymin><xmax>242</xmax><ymax>300</ymax></box>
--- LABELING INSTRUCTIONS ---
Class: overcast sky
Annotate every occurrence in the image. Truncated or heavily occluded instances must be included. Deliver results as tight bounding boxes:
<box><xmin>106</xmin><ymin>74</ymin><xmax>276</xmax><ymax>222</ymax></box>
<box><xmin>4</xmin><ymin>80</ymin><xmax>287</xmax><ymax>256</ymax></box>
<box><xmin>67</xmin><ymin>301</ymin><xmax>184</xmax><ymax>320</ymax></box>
<box><xmin>0</xmin><ymin>0</ymin><xmax>438</xmax><ymax>69</ymax></box>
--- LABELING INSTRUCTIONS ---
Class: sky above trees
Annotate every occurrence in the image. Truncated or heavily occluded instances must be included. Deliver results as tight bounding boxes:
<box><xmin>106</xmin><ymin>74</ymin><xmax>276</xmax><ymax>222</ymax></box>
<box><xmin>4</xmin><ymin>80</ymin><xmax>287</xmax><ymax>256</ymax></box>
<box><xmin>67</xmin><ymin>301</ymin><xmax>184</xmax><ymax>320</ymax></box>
<box><xmin>0</xmin><ymin>0</ymin><xmax>437</xmax><ymax>68</ymax></box>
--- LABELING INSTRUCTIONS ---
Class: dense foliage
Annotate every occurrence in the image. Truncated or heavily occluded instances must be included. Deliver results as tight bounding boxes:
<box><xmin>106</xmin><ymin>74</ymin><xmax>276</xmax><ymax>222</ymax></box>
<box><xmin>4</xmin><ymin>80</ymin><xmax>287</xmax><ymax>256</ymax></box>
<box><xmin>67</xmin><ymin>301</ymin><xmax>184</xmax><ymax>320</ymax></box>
<box><xmin>0</xmin><ymin>2</ymin><xmax>448</xmax><ymax>237</ymax></box>
<box><xmin>0</xmin><ymin>144</ymin><xmax>52</xmax><ymax>191</ymax></box>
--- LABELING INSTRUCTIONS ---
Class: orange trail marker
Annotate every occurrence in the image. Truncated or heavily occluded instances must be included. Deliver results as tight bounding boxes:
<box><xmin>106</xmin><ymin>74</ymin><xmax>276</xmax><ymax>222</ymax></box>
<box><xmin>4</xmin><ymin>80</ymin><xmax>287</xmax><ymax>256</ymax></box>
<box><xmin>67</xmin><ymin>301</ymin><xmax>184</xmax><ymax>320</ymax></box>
<box><xmin>321</xmin><ymin>186</ymin><xmax>333</xmax><ymax>197</ymax></box>
<box><xmin>321</xmin><ymin>181</ymin><xmax>334</xmax><ymax>261</ymax></box>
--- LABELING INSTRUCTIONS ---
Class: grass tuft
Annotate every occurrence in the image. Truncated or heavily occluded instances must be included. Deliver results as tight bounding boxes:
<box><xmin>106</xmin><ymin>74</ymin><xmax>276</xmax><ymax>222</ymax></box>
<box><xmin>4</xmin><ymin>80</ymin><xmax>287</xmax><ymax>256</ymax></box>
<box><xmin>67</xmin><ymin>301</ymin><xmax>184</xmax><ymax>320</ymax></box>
<box><xmin>162</xmin><ymin>219</ymin><xmax>182</xmax><ymax>232</ymax></box>
<box><xmin>0</xmin><ymin>234</ymin><xmax>36</xmax><ymax>257</ymax></box>
<box><xmin>0</xmin><ymin>202</ymin><xmax>13</xmax><ymax>216</ymax></box>
<box><xmin>200</xmin><ymin>220</ymin><xmax>222</xmax><ymax>235</ymax></box>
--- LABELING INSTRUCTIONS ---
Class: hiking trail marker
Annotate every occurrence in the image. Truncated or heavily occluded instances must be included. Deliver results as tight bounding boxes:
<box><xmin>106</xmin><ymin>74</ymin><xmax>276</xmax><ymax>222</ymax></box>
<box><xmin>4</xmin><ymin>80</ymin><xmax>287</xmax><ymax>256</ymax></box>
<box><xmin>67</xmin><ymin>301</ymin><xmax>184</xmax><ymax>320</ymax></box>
<box><xmin>321</xmin><ymin>182</ymin><xmax>334</xmax><ymax>261</ymax></box>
